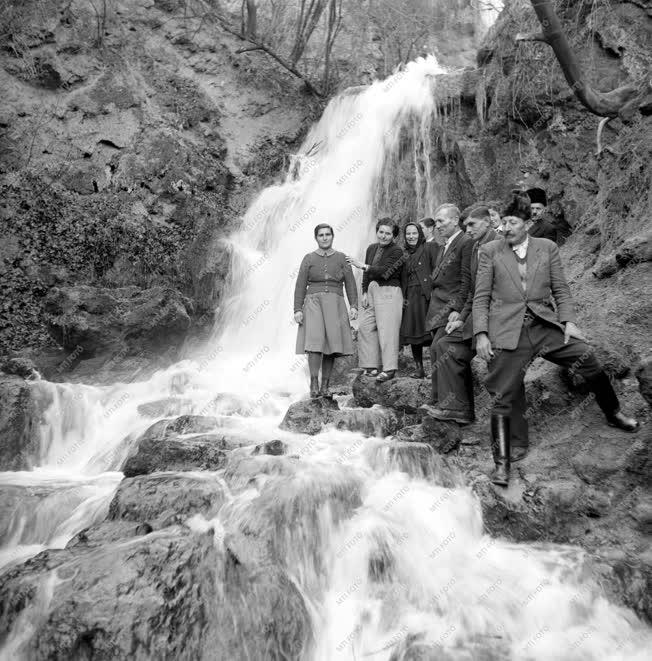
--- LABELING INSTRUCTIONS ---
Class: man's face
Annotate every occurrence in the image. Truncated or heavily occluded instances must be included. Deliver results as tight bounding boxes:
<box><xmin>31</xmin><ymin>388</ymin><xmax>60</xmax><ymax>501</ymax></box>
<box><xmin>502</xmin><ymin>215</ymin><xmax>528</xmax><ymax>246</ymax></box>
<box><xmin>434</xmin><ymin>211</ymin><xmax>459</xmax><ymax>242</ymax></box>
<box><xmin>530</xmin><ymin>203</ymin><xmax>545</xmax><ymax>221</ymax></box>
<box><xmin>464</xmin><ymin>216</ymin><xmax>491</xmax><ymax>242</ymax></box>
<box><xmin>316</xmin><ymin>228</ymin><xmax>333</xmax><ymax>249</ymax></box>
<box><xmin>376</xmin><ymin>224</ymin><xmax>394</xmax><ymax>246</ymax></box>
<box><xmin>419</xmin><ymin>222</ymin><xmax>434</xmax><ymax>241</ymax></box>
<box><xmin>488</xmin><ymin>209</ymin><xmax>501</xmax><ymax>229</ymax></box>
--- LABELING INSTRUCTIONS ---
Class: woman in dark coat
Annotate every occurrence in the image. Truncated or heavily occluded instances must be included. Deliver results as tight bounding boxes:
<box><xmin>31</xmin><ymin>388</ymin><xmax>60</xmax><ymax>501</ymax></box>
<box><xmin>400</xmin><ymin>222</ymin><xmax>437</xmax><ymax>378</ymax></box>
<box><xmin>294</xmin><ymin>224</ymin><xmax>358</xmax><ymax>398</ymax></box>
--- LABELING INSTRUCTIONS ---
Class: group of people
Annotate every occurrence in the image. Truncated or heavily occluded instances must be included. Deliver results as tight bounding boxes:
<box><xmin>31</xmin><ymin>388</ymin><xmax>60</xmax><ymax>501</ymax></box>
<box><xmin>292</xmin><ymin>189</ymin><xmax>639</xmax><ymax>486</ymax></box>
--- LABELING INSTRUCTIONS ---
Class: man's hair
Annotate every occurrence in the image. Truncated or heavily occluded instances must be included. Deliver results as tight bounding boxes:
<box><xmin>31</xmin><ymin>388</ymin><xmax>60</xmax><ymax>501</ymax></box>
<box><xmin>313</xmin><ymin>223</ymin><xmax>334</xmax><ymax>238</ymax></box>
<box><xmin>419</xmin><ymin>216</ymin><xmax>435</xmax><ymax>228</ymax></box>
<box><xmin>502</xmin><ymin>190</ymin><xmax>531</xmax><ymax>221</ymax></box>
<box><xmin>467</xmin><ymin>205</ymin><xmax>491</xmax><ymax>222</ymax></box>
<box><xmin>434</xmin><ymin>203</ymin><xmax>460</xmax><ymax>220</ymax></box>
<box><xmin>376</xmin><ymin>217</ymin><xmax>400</xmax><ymax>238</ymax></box>
<box><xmin>526</xmin><ymin>187</ymin><xmax>547</xmax><ymax>206</ymax></box>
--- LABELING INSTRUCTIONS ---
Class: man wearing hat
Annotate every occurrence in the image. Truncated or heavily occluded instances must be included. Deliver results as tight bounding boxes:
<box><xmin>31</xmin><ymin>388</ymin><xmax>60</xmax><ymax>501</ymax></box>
<box><xmin>526</xmin><ymin>188</ymin><xmax>557</xmax><ymax>242</ymax></box>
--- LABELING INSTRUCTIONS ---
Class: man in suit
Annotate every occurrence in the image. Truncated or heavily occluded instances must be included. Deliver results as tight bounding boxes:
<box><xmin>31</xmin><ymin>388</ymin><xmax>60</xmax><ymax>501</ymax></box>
<box><xmin>526</xmin><ymin>187</ymin><xmax>557</xmax><ymax>242</ymax></box>
<box><xmin>424</xmin><ymin>203</ymin><xmax>474</xmax><ymax>406</ymax></box>
<box><xmin>429</xmin><ymin>208</ymin><xmax>529</xmax><ymax>458</ymax></box>
<box><xmin>473</xmin><ymin>193</ymin><xmax>639</xmax><ymax>486</ymax></box>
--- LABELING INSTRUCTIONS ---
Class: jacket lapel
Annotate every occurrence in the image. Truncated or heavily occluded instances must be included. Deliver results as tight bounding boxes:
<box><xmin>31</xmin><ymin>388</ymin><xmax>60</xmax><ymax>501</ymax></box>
<box><xmin>497</xmin><ymin>241</ymin><xmax>525</xmax><ymax>299</ymax></box>
<box><xmin>431</xmin><ymin>232</ymin><xmax>462</xmax><ymax>281</ymax></box>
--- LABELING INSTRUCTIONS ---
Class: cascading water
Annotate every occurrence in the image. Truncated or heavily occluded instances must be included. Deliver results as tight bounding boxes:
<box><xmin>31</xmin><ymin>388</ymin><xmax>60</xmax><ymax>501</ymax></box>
<box><xmin>1</xmin><ymin>56</ymin><xmax>650</xmax><ymax>659</ymax></box>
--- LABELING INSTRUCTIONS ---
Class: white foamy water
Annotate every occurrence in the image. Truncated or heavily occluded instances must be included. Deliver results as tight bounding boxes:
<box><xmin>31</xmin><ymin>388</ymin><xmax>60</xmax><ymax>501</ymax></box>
<box><xmin>1</xmin><ymin>56</ymin><xmax>650</xmax><ymax>659</ymax></box>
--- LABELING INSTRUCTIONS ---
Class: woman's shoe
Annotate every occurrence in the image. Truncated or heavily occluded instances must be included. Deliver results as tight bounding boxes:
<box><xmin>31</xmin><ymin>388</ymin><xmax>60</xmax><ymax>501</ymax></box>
<box><xmin>410</xmin><ymin>368</ymin><xmax>425</xmax><ymax>379</ymax></box>
<box><xmin>376</xmin><ymin>370</ymin><xmax>395</xmax><ymax>383</ymax></box>
<box><xmin>363</xmin><ymin>368</ymin><xmax>379</xmax><ymax>377</ymax></box>
<box><xmin>310</xmin><ymin>377</ymin><xmax>320</xmax><ymax>398</ymax></box>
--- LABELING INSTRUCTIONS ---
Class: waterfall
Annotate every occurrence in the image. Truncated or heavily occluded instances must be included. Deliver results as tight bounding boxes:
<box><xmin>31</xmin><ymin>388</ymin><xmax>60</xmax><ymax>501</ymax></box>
<box><xmin>1</xmin><ymin>55</ymin><xmax>650</xmax><ymax>659</ymax></box>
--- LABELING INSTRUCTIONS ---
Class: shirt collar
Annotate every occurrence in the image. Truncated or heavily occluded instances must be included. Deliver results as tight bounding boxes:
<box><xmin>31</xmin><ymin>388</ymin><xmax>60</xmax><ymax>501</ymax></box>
<box><xmin>315</xmin><ymin>248</ymin><xmax>335</xmax><ymax>256</ymax></box>
<box><xmin>511</xmin><ymin>235</ymin><xmax>529</xmax><ymax>255</ymax></box>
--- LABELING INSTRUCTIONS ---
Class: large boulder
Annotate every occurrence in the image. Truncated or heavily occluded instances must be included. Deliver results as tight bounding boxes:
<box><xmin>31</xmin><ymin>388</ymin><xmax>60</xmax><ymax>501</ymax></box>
<box><xmin>44</xmin><ymin>285</ymin><xmax>193</xmax><ymax>357</ymax></box>
<box><xmin>107</xmin><ymin>473</ymin><xmax>228</xmax><ymax>529</ymax></box>
<box><xmin>396</xmin><ymin>417</ymin><xmax>463</xmax><ymax>455</ymax></box>
<box><xmin>352</xmin><ymin>375</ymin><xmax>430</xmax><ymax>413</ymax></box>
<box><xmin>120</xmin><ymin>415</ymin><xmax>242</xmax><ymax>476</ymax></box>
<box><xmin>0</xmin><ymin>375</ymin><xmax>37</xmax><ymax>471</ymax></box>
<box><xmin>279</xmin><ymin>397</ymin><xmax>340</xmax><ymax>435</ymax></box>
<box><xmin>0</xmin><ymin>528</ymin><xmax>312</xmax><ymax>659</ymax></box>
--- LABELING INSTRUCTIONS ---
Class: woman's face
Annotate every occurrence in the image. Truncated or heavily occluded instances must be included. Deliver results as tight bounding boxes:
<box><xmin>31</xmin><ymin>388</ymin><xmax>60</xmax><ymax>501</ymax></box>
<box><xmin>405</xmin><ymin>225</ymin><xmax>419</xmax><ymax>246</ymax></box>
<box><xmin>488</xmin><ymin>209</ymin><xmax>501</xmax><ymax>229</ymax></box>
<box><xmin>376</xmin><ymin>224</ymin><xmax>394</xmax><ymax>246</ymax></box>
<box><xmin>316</xmin><ymin>228</ymin><xmax>334</xmax><ymax>250</ymax></box>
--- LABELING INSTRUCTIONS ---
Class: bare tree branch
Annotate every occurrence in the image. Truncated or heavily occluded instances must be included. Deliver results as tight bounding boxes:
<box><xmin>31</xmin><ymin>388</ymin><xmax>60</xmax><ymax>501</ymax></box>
<box><xmin>522</xmin><ymin>0</ymin><xmax>644</xmax><ymax>118</ymax></box>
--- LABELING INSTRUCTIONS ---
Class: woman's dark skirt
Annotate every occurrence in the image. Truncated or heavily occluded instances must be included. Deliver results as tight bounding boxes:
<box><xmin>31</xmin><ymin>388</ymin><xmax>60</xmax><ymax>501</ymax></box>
<box><xmin>400</xmin><ymin>284</ymin><xmax>431</xmax><ymax>345</ymax></box>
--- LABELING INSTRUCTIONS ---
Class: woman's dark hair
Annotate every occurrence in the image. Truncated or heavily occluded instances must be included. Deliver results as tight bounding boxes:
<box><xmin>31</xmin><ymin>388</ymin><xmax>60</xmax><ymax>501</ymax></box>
<box><xmin>502</xmin><ymin>190</ymin><xmax>531</xmax><ymax>221</ymax></box>
<box><xmin>376</xmin><ymin>217</ymin><xmax>400</xmax><ymax>238</ymax></box>
<box><xmin>314</xmin><ymin>223</ymin><xmax>334</xmax><ymax>238</ymax></box>
<box><xmin>402</xmin><ymin>222</ymin><xmax>425</xmax><ymax>248</ymax></box>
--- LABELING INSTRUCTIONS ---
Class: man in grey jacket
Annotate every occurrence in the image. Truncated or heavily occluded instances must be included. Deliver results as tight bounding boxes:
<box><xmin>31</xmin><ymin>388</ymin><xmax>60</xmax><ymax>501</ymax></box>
<box><xmin>473</xmin><ymin>193</ymin><xmax>638</xmax><ymax>486</ymax></box>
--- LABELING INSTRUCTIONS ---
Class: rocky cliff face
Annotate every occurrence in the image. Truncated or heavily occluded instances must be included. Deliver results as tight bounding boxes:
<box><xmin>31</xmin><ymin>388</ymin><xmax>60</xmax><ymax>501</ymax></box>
<box><xmin>0</xmin><ymin>0</ymin><xmax>317</xmax><ymax>376</ymax></box>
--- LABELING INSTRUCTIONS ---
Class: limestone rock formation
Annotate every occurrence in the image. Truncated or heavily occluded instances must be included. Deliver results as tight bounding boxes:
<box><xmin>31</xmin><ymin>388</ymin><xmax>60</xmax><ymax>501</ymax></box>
<box><xmin>352</xmin><ymin>375</ymin><xmax>431</xmax><ymax>413</ymax></box>
<box><xmin>121</xmin><ymin>415</ymin><xmax>241</xmax><ymax>476</ymax></box>
<box><xmin>0</xmin><ymin>374</ymin><xmax>36</xmax><ymax>471</ymax></box>
<box><xmin>44</xmin><ymin>285</ymin><xmax>193</xmax><ymax>358</ymax></box>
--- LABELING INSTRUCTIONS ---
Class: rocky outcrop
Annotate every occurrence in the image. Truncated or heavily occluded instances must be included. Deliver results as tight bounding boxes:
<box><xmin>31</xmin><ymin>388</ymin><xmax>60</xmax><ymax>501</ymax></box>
<box><xmin>635</xmin><ymin>356</ymin><xmax>652</xmax><ymax>407</ymax></box>
<box><xmin>0</xmin><ymin>374</ymin><xmax>36</xmax><ymax>471</ymax></box>
<box><xmin>352</xmin><ymin>375</ymin><xmax>431</xmax><ymax>413</ymax></box>
<box><xmin>396</xmin><ymin>417</ymin><xmax>463</xmax><ymax>455</ymax></box>
<box><xmin>120</xmin><ymin>415</ymin><xmax>241</xmax><ymax>476</ymax></box>
<box><xmin>107</xmin><ymin>473</ymin><xmax>228</xmax><ymax>529</ymax></box>
<box><xmin>0</xmin><ymin>527</ymin><xmax>312</xmax><ymax>660</ymax></box>
<box><xmin>279</xmin><ymin>397</ymin><xmax>340</xmax><ymax>435</ymax></box>
<box><xmin>44</xmin><ymin>285</ymin><xmax>193</xmax><ymax>357</ymax></box>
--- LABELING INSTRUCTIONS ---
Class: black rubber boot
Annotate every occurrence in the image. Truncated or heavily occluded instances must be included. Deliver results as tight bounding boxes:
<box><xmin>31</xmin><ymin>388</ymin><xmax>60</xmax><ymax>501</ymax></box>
<box><xmin>589</xmin><ymin>371</ymin><xmax>639</xmax><ymax>432</ymax></box>
<box><xmin>490</xmin><ymin>414</ymin><xmax>510</xmax><ymax>487</ymax></box>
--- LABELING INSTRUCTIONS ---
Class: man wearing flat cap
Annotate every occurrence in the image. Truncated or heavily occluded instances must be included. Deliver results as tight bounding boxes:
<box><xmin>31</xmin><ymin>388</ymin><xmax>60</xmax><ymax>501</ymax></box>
<box><xmin>526</xmin><ymin>188</ymin><xmax>557</xmax><ymax>242</ymax></box>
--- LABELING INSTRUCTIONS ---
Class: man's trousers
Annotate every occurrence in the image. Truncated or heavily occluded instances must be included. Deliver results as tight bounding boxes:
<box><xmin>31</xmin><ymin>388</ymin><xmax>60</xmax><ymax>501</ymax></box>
<box><xmin>436</xmin><ymin>328</ymin><xmax>529</xmax><ymax>446</ymax></box>
<box><xmin>485</xmin><ymin>317</ymin><xmax>612</xmax><ymax>420</ymax></box>
<box><xmin>429</xmin><ymin>326</ymin><xmax>447</xmax><ymax>404</ymax></box>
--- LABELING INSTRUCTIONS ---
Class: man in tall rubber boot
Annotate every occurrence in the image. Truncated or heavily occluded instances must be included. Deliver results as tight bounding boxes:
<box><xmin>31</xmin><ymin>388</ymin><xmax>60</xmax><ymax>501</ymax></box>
<box><xmin>433</xmin><ymin>206</ymin><xmax>529</xmax><ymax>460</ymax></box>
<box><xmin>473</xmin><ymin>192</ymin><xmax>639</xmax><ymax>487</ymax></box>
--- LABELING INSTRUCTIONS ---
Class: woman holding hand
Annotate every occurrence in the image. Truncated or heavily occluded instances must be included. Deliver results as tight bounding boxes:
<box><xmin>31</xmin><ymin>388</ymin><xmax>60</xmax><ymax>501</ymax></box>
<box><xmin>294</xmin><ymin>224</ymin><xmax>358</xmax><ymax>398</ymax></box>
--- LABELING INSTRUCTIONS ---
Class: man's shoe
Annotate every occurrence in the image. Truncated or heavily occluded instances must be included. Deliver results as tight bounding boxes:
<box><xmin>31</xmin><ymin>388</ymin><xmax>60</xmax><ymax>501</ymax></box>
<box><xmin>606</xmin><ymin>410</ymin><xmax>639</xmax><ymax>432</ymax></box>
<box><xmin>490</xmin><ymin>414</ymin><xmax>510</xmax><ymax>487</ymax></box>
<box><xmin>309</xmin><ymin>377</ymin><xmax>319</xmax><ymax>399</ymax></box>
<box><xmin>376</xmin><ymin>370</ymin><xmax>395</xmax><ymax>383</ymax></box>
<box><xmin>410</xmin><ymin>368</ymin><xmax>426</xmax><ymax>379</ymax></box>
<box><xmin>429</xmin><ymin>408</ymin><xmax>473</xmax><ymax>425</ymax></box>
<box><xmin>511</xmin><ymin>446</ymin><xmax>528</xmax><ymax>462</ymax></box>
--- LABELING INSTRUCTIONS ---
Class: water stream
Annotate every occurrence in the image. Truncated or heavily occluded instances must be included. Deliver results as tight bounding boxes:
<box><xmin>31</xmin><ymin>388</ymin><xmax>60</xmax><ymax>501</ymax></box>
<box><xmin>1</xmin><ymin>56</ymin><xmax>650</xmax><ymax>659</ymax></box>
